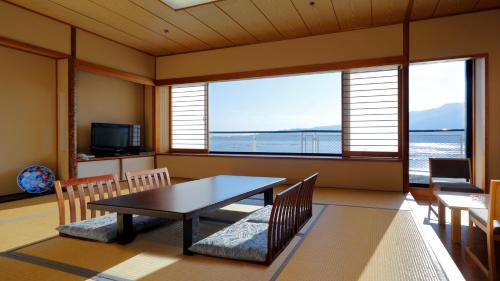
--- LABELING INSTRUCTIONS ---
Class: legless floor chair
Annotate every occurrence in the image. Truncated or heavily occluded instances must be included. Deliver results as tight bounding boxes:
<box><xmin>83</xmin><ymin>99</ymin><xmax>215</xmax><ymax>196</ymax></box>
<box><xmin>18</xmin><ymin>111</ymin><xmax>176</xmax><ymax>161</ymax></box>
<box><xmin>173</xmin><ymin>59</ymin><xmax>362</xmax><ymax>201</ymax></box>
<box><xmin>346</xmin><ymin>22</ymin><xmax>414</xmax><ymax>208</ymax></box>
<box><xmin>55</xmin><ymin>174</ymin><xmax>167</xmax><ymax>242</ymax></box>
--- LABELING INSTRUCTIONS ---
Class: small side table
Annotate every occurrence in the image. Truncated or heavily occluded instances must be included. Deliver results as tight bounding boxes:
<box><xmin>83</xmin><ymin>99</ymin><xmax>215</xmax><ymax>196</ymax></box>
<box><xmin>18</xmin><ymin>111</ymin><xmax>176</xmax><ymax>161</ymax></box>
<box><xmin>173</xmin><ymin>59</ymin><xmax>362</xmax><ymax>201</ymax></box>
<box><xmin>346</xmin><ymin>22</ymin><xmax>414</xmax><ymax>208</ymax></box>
<box><xmin>436</xmin><ymin>191</ymin><xmax>488</xmax><ymax>244</ymax></box>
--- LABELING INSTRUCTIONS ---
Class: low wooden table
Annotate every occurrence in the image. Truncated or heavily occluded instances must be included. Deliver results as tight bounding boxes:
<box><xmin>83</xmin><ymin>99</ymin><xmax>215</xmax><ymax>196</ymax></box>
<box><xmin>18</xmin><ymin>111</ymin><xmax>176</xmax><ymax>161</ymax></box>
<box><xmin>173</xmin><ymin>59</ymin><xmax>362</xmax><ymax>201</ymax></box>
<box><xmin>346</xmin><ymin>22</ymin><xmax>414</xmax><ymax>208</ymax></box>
<box><xmin>436</xmin><ymin>191</ymin><xmax>488</xmax><ymax>244</ymax></box>
<box><xmin>88</xmin><ymin>175</ymin><xmax>285</xmax><ymax>254</ymax></box>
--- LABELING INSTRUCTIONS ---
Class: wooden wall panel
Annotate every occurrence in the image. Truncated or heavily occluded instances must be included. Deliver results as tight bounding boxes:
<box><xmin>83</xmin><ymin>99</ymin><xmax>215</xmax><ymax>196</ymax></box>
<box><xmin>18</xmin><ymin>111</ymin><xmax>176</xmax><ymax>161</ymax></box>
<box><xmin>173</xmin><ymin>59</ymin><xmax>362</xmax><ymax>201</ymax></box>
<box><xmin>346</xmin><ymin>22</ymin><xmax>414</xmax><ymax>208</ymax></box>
<box><xmin>76</xmin><ymin>30</ymin><xmax>155</xmax><ymax>78</ymax></box>
<box><xmin>251</xmin><ymin>0</ymin><xmax>310</xmax><ymax>38</ymax></box>
<box><xmin>0</xmin><ymin>1</ymin><xmax>70</xmax><ymax>54</ymax></box>
<box><xmin>411</xmin><ymin>9</ymin><xmax>500</xmax><ymax>184</ymax></box>
<box><xmin>291</xmin><ymin>0</ymin><xmax>340</xmax><ymax>34</ymax></box>
<box><xmin>186</xmin><ymin>4</ymin><xmax>258</xmax><ymax>45</ymax></box>
<box><xmin>57</xmin><ymin>59</ymin><xmax>70</xmax><ymax>181</ymax></box>
<box><xmin>144</xmin><ymin>86</ymin><xmax>154</xmax><ymax>152</ymax></box>
<box><xmin>156</xmin><ymin>24</ymin><xmax>403</xmax><ymax>79</ymax></box>
<box><xmin>155</xmin><ymin>86</ymin><xmax>170</xmax><ymax>153</ymax></box>
<box><xmin>0</xmin><ymin>46</ymin><xmax>57</xmax><ymax>196</ymax></box>
<box><xmin>474</xmin><ymin>58</ymin><xmax>486</xmax><ymax>190</ymax></box>
<box><xmin>76</xmin><ymin>71</ymin><xmax>145</xmax><ymax>153</ymax></box>
<box><xmin>216</xmin><ymin>0</ymin><xmax>283</xmax><ymax>41</ymax></box>
<box><xmin>157</xmin><ymin>155</ymin><xmax>403</xmax><ymax>191</ymax></box>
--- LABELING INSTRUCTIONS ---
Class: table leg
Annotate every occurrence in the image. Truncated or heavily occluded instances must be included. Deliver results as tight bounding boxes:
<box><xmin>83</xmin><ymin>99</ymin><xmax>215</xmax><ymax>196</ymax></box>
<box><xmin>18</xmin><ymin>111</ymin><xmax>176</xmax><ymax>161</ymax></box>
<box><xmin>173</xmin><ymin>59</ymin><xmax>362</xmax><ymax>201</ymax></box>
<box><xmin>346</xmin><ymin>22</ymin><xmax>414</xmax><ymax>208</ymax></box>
<box><xmin>438</xmin><ymin>199</ymin><xmax>445</xmax><ymax>225</ymax></box>
<box><xmin>183</xmin><ymin>216</ymin><xmax>199</xmax><ymax>255</ymax></box>
<box><xmin>264</xmin><ymin>188</ymin><xmax>273</xmax><ymax>206</ymax></box>
<box><xmin>451</xmin><ymin>209</ymin><xmax>462</xmax><ymax>244</ymax></box>
<box><xmin>117</xmin><ymin>213</ymin><xmax>135</xmax><ymax>244</ymax></box>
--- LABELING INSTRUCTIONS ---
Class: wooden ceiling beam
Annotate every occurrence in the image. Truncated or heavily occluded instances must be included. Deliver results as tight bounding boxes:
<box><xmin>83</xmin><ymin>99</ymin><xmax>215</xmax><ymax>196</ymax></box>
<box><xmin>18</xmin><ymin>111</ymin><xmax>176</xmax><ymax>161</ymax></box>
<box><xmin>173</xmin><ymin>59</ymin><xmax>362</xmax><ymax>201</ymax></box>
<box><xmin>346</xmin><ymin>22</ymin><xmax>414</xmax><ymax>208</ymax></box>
<box><xmin>75</xmin><ymin>60</ymin><xmax>155</xmax><ymax>86</ymax></box>
<box><xmin>0</xmin><ymin>35</ymin><xmax>68</xmax><ymax>58</ymax></box>
<box><xmin>156</xmin><ymin>56</ymin><xmax>404</xmax><ymax>85</ymax></box>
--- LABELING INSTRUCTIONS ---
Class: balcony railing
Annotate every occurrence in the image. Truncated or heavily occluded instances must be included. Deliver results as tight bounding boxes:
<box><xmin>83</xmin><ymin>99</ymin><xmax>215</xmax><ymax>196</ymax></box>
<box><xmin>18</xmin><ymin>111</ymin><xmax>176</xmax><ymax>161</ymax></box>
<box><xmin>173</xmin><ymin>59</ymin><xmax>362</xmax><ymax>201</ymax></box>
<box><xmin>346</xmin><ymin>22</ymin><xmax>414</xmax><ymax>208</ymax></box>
<box><xmin>409</xmin><ymin>129</ymin><xmax>466</xmax><ymax>184</ymax></box>
<box><xmin>209</xmin><ymin>129</ymin><xmax>466</xmax><ymax>185</ymax></box>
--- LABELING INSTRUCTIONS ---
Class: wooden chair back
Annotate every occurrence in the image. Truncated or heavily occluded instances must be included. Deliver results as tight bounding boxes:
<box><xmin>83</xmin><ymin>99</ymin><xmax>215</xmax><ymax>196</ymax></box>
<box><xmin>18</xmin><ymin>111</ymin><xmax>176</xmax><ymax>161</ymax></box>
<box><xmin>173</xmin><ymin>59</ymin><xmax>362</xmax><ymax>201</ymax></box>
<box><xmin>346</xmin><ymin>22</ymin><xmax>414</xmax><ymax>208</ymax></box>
<box><xmin>267</xmin><ymin>182</ymin><xmax>301</xmax><ymax>263</ymax></box>
<box><xmin>54</xmin><ymin>174</ymin><xmax>122</xmax><ymax>226</ymax></box>
<box><xmin>297</xmin><ymin>172</ymin><xmax>319</xmax><ymax>231</ymax></box>
<box><xmin>489</xmin><ymin>180</ymin><xmax>500</xmax><ymax>226</ymax></box>
<box><xmin>125</xmin><ymin>167</ymin><xmax>171</xmax><ymax>193</ymax></box>
<box><xmin>429</xmin><ymin>158</ymin><xmax>472</xmax><ymax>185</ymax></box>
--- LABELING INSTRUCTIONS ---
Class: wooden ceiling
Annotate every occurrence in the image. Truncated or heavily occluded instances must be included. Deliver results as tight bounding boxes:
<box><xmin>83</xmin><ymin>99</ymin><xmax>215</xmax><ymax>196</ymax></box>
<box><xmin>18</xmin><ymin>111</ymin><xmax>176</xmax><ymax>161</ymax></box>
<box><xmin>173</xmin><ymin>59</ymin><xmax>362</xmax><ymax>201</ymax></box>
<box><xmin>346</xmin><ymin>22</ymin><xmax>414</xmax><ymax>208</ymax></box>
<box><xmin>6</xmin><ymin>0</ymin><xmax>500</xmax><ymax>56</ymax></box>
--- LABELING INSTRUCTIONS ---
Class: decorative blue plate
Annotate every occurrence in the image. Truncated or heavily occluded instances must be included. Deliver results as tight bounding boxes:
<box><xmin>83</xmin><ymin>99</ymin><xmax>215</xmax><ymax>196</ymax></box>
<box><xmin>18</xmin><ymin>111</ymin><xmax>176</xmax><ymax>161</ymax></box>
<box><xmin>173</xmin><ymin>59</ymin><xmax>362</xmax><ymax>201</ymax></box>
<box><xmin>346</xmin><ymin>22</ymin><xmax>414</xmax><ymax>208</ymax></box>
<box><xmin>17</xmin><ymin>165</ymin><xmax>55</xmax><ymax>194</ymax></box>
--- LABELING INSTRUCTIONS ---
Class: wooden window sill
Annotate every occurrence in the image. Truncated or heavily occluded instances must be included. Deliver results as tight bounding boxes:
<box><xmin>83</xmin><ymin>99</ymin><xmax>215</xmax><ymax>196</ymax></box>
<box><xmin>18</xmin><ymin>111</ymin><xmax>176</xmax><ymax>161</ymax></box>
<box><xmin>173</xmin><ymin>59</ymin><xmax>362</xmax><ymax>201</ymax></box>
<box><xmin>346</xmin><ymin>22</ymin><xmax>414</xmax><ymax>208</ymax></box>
<box><xmin>157</xmin><ymin>152</ymin><xmax>402</xmax><ymax>162</ymax></box>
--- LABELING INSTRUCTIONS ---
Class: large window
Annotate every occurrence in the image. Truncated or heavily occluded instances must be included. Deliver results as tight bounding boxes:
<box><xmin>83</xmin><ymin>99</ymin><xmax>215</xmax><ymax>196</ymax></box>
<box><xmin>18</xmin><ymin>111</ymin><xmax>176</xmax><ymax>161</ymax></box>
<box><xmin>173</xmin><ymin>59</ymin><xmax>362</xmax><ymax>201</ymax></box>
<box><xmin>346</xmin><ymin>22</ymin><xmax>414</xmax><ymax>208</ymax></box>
<box><xmin>209</xmin><ymin>72</ymin><xmax>342</xmax><ymax>155</ymax></box>
<box><xmin>409</xmin><ymin>60</ymin><xmax>471</xmax><ymax>185</ymax></box>
<box><xmin>168</xmin><ymin>65</ymin><xmax>402</xmax><ymax>157</ymax></box>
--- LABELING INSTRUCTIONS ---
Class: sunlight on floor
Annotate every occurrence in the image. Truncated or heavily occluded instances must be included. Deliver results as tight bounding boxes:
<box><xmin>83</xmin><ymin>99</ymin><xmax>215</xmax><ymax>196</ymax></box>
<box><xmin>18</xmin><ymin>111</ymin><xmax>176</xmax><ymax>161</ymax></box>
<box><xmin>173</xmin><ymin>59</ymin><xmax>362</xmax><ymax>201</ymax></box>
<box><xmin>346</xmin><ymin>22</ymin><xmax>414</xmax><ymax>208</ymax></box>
<box><xmin>93</xmin><ymin>252</ymin><xmax>181</xmax><ymax>280</ymax></box>
<box><xmin>406</xmin><ymin>194</ymin><xmax>466</xmax><ymax>281</ymax></box>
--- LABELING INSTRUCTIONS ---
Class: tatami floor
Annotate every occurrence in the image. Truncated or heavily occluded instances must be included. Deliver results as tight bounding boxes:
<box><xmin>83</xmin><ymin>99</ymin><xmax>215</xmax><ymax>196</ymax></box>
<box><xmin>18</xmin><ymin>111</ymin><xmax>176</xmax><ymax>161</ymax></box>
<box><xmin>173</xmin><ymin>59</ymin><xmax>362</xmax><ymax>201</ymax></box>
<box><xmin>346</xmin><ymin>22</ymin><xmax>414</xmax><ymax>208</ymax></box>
<box><xmin>0</xmin><ymin>181</ymin><xmax>470</xmax><ymax>281</ymax></box>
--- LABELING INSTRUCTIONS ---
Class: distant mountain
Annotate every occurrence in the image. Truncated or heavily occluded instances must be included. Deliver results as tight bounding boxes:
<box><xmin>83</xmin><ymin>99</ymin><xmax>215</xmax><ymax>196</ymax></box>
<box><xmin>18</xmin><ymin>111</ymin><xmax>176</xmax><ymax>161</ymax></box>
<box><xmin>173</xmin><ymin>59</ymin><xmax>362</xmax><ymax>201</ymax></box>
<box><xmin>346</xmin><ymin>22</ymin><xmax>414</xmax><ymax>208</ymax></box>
<box><xmin>410</xmin><ymin>103</ymin><xmax>465</xmax><ymax>130</ymax></box>
<box><xmin>308</xmin><ymin>125</ymin><xmax>341</xmax><ymax>131</ymax></box>
<box><xmin>286</xmin><ymin>103</ymin><xmax>464</xmax><ymax>131</ymax></box>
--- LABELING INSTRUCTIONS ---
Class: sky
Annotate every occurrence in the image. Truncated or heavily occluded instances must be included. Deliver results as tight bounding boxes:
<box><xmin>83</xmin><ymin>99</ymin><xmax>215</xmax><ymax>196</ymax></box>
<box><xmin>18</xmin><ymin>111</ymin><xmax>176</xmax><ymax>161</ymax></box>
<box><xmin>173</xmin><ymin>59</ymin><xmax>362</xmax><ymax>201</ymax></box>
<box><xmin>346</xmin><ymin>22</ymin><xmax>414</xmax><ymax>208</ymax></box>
<box><xmin>209</xmin><ymin>60</ymin><xmax>466</xmax><ymax>132</ymax></box>
<box><xmin>209</xmin><ymin>72</ymin><xmax>341</xmax><ymax>131</ymax></box>
<box><xmin>409</xmin><ymin>60</ymin><xmax>466</xmax><ymax>111</ymax></box>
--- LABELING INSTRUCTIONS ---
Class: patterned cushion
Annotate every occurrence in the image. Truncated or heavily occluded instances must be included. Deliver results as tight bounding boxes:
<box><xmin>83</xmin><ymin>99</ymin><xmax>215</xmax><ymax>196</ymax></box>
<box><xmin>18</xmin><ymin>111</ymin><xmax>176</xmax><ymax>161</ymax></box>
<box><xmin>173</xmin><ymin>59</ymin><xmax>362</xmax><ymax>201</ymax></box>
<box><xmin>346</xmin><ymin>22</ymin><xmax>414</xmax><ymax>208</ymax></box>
<box><xmin>57</xmin><ymin>214</ymin><xmax>169</xmax><ymax>242</ymax></box>
<box><xmin>189</xmin><ymin>221</ymin><xmax>269</xmax><ymax>262</ymax></box>
<box><xmin>245</xmin><ymin>205</ymin><xmax>272</xmax><ymax>223</ymax></box>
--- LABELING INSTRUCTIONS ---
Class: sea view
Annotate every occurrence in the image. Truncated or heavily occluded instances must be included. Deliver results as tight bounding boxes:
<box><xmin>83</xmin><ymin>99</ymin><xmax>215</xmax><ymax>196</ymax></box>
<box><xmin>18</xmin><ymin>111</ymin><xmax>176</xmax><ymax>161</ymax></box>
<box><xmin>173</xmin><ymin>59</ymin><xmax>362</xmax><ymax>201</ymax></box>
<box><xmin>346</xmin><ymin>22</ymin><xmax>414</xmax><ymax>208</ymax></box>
<box><xmin>209</xmin><ymin>128</ymin><xmax>466</xmax><ymax>184</ymax></box>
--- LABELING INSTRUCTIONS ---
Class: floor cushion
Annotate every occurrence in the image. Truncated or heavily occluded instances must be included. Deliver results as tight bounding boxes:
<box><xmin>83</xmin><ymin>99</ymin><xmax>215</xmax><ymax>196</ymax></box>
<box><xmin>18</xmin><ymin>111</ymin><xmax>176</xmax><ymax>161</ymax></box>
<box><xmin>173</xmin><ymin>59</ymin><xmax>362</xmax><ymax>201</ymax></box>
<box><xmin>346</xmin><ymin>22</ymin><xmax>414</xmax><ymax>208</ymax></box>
<box><xmin>245</xmin><ymin>205</ymin><xmax>272</xmax><ymax>223</ymax></box>
<box><xmin>189</xmin><ymin>220</ymin><xmax>269</xmax><ymax>262</ymax></box>
<box><xmin>57</xmin><ymin>214</ymin><xmax>169</xmax><ymax>242</ymax></box>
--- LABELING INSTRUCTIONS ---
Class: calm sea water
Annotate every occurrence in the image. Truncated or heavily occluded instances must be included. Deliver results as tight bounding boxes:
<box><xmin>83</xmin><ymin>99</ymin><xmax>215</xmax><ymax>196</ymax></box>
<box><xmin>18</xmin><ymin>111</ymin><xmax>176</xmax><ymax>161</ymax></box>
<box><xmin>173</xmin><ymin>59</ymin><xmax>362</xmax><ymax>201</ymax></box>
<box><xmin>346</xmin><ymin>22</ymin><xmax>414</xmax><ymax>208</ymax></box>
<box><xmin>209</xmin><ymin>131</ymin><xmax>465</xmax><ymax>184</ymax></box>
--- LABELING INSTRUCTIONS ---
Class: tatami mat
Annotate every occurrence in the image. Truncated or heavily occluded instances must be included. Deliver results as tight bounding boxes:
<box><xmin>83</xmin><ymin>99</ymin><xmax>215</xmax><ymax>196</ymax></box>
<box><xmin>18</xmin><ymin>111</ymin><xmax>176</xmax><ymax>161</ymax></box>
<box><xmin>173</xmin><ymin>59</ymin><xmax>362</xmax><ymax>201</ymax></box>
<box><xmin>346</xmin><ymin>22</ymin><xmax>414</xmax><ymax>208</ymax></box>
<box><xmin>0</xmin><ymin>186</ymin><xmax>457</xmax><ymax>281</ymax></box>
<box><xmin>310</xmin><ymin>188</ymin><xmax>409</xmax><ymax>210</ymax></box>
<box><xmin>0</xmin><ymin>256</ymin><xmax>83</xmax><ymax>281</ymax></box>
<box><xmin>13</xmin><ymin>216</ymin><xmax>308</xmax><ymax>281</ymax></box>
<box><xmin>278</xmin><ymin>205</ymin><xmax>446</xmax><ymax>281</ymax></box>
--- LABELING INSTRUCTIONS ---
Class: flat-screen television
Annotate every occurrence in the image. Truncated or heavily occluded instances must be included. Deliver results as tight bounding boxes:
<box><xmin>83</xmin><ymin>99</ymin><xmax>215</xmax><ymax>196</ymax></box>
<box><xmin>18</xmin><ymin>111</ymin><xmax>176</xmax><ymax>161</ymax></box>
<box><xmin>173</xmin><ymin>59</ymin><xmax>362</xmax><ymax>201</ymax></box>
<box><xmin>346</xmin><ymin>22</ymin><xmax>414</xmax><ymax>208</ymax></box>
<box><xmin>91</xmin><ymin>123</ymin><xmax>141</xmax><ymax>156</ymax></box>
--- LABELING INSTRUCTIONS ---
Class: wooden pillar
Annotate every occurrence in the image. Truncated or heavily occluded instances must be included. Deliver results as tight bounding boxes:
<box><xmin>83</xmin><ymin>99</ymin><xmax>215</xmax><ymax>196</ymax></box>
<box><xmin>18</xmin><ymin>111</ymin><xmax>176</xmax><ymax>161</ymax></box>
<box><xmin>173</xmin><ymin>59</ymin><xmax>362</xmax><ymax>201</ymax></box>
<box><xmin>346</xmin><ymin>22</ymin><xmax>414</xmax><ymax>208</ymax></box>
<box><xmin>402</xmin><ymin>4</ymin><xmax>412</xmax><ymax>193</ymax></box>
<box><xmin>68</xmin><ymin>27</ymin><xmax>77</xmax><ymax>178</ymax></box>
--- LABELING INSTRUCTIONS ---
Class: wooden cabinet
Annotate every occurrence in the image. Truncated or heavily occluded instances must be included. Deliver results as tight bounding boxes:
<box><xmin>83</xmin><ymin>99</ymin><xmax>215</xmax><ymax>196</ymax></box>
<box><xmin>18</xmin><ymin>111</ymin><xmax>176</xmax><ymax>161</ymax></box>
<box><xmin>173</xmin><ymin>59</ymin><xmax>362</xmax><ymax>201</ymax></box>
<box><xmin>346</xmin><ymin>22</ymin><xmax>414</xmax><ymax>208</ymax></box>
<box><xmin>77</xmin><ymin>153</ymin><xmax>155</xmax><ymax>180</ymax></box>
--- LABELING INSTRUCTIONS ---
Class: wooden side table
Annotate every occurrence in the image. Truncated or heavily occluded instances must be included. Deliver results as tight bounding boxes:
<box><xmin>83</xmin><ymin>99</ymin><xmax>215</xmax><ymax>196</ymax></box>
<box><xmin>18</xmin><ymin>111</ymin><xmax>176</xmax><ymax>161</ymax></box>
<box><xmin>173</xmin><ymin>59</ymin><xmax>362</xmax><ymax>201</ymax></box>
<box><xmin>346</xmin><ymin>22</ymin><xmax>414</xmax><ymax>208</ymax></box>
<box><xmin>436</xmin><ymin>191</ymin><xmax>488</xmax><ymax>244</ymax></box>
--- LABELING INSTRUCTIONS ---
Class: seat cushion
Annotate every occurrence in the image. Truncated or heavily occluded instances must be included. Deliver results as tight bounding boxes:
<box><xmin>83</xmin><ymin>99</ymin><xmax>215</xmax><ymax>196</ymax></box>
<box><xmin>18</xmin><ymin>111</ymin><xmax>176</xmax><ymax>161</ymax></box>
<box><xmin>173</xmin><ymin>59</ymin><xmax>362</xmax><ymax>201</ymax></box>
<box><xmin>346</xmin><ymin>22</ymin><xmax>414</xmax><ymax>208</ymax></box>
<box><xmin>469</xmin><ymin>208</ymin><xmax>500</xmax><ymax>234</ymax></box>
<box><xmin>245</xmin><ymin>205</ymin><xmax>272</xmax><ymax>223</ymax></box>
<box><xmin>189</xmin><ymin>221</ymin><xmax>269</xmax><ymax>262</ymax></box>
<box><xmin>57</xmin><ymin>214</ymin><xmax>169</xmax><ymax>242</ymax></box>
<box><xmin>433</xmin><ymin>182</ymin><xmax>483</xmax><ymax>193</ymax></box>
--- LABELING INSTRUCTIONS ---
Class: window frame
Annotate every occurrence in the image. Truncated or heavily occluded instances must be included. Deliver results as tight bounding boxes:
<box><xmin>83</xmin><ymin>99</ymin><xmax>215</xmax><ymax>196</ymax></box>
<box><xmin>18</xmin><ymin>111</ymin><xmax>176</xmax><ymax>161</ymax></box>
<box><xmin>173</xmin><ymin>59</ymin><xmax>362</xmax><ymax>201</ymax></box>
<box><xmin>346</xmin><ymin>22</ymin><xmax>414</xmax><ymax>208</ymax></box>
<box><xmin>408</xmin><ymin>59</ymin><xmax>474</xmax><ymax>187</ymax></box>
<box><xmin>164</xmin><ymin>57</ymin><xmax>404</xmax><ymax>160</ymax></box>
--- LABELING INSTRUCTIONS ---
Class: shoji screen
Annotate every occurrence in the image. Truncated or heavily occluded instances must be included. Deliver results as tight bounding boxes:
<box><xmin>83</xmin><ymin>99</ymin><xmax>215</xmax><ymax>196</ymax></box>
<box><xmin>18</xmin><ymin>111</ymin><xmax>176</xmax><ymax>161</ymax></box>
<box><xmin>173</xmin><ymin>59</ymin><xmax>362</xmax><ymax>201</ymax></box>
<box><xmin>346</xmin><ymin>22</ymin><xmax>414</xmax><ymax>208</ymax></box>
<box><xmin>342</xmin><ymin>65</ymin><xmax>401</xmax><ymax>157</ymax></box>
<box><xmin>170</xmin><ymin>83</ymin><xmax>208</xmax><ymax>152</ymax></box>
